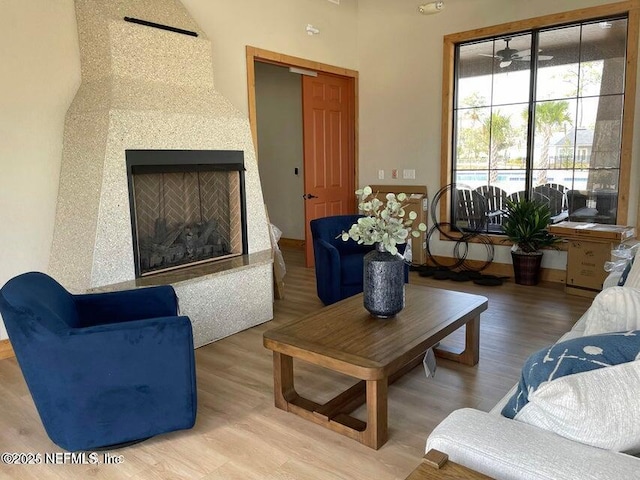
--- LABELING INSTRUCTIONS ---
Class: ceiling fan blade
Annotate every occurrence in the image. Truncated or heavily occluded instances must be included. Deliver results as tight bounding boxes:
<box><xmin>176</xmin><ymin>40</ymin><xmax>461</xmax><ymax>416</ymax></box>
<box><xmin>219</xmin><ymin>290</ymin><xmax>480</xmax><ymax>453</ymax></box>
<box><xmin>514</xmin><ymin>54</ymin><xmax>554</xmax><ymax>61</ymax></box>
<box><xmin>478</xmin><ymin>53</ymin><xmax>500</xmax><ymax>58</ymax></box>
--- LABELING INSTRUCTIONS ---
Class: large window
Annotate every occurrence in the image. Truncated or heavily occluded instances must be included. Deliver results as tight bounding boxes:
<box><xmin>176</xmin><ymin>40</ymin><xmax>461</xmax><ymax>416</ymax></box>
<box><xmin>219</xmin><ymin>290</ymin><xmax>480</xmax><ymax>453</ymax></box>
<box><xmin>442</xmin><ymin>4</ymin><xmax>638</xmax><ymax>235</ymax></box>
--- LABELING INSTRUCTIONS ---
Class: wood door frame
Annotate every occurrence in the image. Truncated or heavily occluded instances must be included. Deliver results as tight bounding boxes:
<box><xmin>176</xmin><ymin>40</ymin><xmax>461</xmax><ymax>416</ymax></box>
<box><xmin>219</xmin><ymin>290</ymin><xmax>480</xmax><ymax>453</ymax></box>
<box><xmin>245</xmin><ymin>45</ymin><xmax>360</xmax><ymax>207</ymax></box>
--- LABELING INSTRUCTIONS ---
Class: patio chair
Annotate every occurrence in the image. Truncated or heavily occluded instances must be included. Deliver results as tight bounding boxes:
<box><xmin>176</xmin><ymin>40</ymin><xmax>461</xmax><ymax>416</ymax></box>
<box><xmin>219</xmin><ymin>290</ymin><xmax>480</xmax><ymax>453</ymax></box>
<box><xmin>543</xmin><ymin>183</ymin><xmax>569</xmax><ymax>211</ymax></box>
<box><xmin>474</xmin><ymin>185</ymin><xmax>508</xmax><ymax>226</ymax></box>
<box><xmin>534</xmin><ymin>185</ymin><xmax>568</xmax><ymax>223</ymax></box>
<box><xmin>455</xmin><ymin>188</ymin><xmax>488</xmax><ymax>232</ymax></box>
<box><xmin>507</xmin><ymin>190</ymin><xmax>545</xmax><ymax>204</ymax></box>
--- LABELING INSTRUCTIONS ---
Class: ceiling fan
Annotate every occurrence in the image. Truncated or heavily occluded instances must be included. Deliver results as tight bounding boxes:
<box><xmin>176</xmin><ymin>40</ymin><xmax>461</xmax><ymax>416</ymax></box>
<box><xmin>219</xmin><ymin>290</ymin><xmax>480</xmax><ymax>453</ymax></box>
<box><xmin>480</xmin><ymin>38</ymin><xmax>553</xmax><ymax>68</ymax></box>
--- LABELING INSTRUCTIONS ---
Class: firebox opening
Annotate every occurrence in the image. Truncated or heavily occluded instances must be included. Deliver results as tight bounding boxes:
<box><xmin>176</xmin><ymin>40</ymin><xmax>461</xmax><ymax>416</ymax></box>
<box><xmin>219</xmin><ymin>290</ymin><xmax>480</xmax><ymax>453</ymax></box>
<box><xmin>126</xmin><ymin>150</ymin><xmax>247</xmax><ymax>277</ymax></box>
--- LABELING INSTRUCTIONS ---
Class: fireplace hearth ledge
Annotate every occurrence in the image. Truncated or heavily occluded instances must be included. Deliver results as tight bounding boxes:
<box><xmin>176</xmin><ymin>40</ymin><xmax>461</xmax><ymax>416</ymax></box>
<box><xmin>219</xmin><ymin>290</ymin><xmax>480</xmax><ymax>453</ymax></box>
<box><xmin>88</xmin><ymin>249</ymin><xmax>273</xmax><ymax>348</ymax></box>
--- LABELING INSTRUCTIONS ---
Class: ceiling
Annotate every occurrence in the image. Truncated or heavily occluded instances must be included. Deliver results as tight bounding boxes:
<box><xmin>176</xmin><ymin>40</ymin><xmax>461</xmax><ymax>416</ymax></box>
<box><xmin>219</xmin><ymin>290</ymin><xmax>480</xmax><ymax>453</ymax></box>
<box><xmin>458</xmin><ymin>18</ymin><xmax>628</xmax><ymax>77</ymax></box>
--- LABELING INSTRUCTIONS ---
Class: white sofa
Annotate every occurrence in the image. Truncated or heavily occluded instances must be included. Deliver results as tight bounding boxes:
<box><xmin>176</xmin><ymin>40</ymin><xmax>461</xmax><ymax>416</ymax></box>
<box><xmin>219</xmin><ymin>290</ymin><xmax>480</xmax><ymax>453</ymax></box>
<box><xmin>426</xmin><ymin>272</ymin><xmax>640</xmax><ymax>480</ymax></box>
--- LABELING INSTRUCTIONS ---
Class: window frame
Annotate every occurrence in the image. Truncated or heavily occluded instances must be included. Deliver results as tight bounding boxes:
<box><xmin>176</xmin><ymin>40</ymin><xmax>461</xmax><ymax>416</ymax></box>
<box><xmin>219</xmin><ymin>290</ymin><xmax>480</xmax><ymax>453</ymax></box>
<box><xmin>440</xmin><ymin>1</ymin><xmax>640</xmax><ymax>242</ymax></box>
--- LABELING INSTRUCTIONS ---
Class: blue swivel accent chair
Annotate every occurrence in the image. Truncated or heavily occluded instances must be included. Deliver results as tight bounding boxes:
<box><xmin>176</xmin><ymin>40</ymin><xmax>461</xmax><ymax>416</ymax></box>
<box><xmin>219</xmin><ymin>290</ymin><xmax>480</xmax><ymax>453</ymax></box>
<box><xmin>310</xmin><ymin>215</ymin><xmax>408</xmax><ymax>306</ymax></box>
<box><xmin>0</xmin><ymin>272</ymin><xmax>197</xmax><ymax>452</ymax></box>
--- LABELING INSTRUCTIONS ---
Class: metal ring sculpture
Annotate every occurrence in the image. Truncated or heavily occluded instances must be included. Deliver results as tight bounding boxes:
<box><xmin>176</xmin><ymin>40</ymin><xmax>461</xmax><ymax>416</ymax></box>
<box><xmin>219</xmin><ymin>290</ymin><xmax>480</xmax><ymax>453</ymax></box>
<box><xmin>425</xmin><ymin>183</ymin><xmax>494</xmax><ymax>272</ymax></box>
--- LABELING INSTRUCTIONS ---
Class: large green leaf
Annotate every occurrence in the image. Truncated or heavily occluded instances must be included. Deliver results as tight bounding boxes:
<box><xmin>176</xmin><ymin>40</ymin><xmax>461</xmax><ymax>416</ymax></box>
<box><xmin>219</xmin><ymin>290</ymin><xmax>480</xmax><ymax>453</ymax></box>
<box><xmin>501</xmin><ymin>198</ymin><xmax>561</xmax><ymax>253</ymax></box>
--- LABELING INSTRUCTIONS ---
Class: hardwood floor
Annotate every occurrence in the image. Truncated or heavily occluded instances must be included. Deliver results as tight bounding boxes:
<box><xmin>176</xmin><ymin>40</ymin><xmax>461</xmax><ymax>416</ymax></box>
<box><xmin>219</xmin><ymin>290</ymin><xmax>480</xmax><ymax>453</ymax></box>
<box><xmin>0</xmin><ymin>248</ymin><xmax>592</xmax><ymax>479</ymax></box>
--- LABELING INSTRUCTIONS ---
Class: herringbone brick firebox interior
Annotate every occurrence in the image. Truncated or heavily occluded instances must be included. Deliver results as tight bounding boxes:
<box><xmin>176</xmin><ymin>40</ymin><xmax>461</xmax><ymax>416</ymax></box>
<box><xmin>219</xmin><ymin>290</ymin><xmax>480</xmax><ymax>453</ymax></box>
<box><xmin>129</xmin><ymin>157</ymin><xmax>244</xmax><ymax>276</ymax></box>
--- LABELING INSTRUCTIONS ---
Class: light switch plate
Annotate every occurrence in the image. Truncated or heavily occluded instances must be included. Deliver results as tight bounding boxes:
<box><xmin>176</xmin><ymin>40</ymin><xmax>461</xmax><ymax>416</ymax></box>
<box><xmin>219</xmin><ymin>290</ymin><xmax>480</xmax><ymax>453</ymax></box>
<box><xmin>403</xmin><ymin>169</ymin><xmax>416</xmax><ymax>179</ymax></box>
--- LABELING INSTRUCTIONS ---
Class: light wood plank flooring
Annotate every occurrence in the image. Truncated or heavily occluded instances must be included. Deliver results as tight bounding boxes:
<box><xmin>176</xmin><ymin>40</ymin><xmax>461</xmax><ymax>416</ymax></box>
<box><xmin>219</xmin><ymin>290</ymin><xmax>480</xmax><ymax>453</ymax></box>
<box><xmin>0</xmin><ymin>248</ymin><xmax>592</xmax><ymax>479</ymax></box>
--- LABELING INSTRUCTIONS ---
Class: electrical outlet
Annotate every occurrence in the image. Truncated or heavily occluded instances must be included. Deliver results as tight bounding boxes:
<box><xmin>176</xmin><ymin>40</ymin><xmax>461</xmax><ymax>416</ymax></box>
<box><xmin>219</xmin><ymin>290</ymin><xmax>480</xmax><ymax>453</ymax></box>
<box><xmin>403</xmin><ymin>169</ymin><xmax>416</xmax><ymax>179</ymax></box>
<box><xmin>391</xmin><ymin>169</ymin><xmax>398</xmax><ymax>179</ymax></box>
<box><xmin>378</xmin><ymin>169</ymin><xmax>384</xmax><ymax>180</ymax></box>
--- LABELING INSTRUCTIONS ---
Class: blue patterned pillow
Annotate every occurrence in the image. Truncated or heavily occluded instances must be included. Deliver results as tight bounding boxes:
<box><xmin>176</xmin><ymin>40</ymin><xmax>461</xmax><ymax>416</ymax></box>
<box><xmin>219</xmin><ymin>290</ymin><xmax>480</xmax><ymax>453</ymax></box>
<box><xmin>502</xmin><ymin>330</ymin><xmax>640</xmax><ymax>419</ymax></box>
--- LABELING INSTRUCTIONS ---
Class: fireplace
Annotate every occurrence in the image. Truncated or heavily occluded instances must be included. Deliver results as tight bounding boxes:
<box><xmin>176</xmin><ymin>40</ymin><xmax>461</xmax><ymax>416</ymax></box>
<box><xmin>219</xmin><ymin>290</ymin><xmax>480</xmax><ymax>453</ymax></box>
<box><xmin>126</xmin><ymin>150</ymin><xmax>247</xmax><ymax>276</ymax></box>
<box><xmin>49</xmin><ymin>0</ymin><xmax>274</xmax><ymax>348</ymax></box>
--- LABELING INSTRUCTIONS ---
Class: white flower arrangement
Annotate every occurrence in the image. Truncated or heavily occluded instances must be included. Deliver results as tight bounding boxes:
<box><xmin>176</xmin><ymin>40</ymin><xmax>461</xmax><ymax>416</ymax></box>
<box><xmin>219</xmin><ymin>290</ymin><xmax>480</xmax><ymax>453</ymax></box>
<box><xmin>341</xmin><ymin>186</ymin><xmax>427</xmax><ymax>255</ymax></box>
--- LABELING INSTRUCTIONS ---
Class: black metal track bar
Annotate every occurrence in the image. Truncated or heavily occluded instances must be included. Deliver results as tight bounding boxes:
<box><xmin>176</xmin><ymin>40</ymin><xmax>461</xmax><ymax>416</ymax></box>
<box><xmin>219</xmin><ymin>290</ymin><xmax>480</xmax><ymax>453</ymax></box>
<box><xmin>124</xmin><ymin>17</ymin><xmax>198</xmax><ymax>37</ymax></box>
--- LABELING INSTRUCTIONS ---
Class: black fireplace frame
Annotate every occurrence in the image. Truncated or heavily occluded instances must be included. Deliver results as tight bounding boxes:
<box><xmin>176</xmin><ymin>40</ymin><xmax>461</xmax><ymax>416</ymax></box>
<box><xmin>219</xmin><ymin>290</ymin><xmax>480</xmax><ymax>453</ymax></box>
<box><xmin>125</xmin><ymin>149</ymin><xmax>248</xmax><ymax>278</ymax></box>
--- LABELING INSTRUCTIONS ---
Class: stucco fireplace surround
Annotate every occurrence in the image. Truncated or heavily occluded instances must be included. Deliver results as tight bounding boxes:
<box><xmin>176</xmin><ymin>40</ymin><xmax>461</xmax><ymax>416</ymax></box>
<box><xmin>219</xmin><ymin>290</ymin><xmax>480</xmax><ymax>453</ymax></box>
<box><xmin>49</xmin><ymin>0</ymin><xmax>273</xmax><ymax>347</ymax></box>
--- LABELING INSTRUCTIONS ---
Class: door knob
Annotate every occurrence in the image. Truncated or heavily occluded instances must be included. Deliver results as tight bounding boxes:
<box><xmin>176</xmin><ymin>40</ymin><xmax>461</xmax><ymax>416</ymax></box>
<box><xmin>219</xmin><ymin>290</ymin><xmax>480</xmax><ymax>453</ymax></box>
<box><xmin>303</xmin><ymin>193</ymin><xmax>318</xmax><ymax>199</ymax></box>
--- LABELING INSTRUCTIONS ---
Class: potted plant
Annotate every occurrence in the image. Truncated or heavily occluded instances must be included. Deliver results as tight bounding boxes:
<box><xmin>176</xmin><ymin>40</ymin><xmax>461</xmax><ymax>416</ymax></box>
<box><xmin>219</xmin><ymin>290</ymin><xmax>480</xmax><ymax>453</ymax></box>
<box><xmin>501</xmin><ymin>198</ymin><xmax>561</xmax><ymax>285</ymax></box>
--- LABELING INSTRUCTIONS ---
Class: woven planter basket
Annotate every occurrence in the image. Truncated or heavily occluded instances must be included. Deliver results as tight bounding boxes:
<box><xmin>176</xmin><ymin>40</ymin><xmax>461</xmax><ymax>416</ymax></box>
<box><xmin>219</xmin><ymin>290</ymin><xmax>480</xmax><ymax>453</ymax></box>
<box><xmin>511</xmin><ymin>250</ymin><xmax>543</xmax><ymax>286</ymax></box>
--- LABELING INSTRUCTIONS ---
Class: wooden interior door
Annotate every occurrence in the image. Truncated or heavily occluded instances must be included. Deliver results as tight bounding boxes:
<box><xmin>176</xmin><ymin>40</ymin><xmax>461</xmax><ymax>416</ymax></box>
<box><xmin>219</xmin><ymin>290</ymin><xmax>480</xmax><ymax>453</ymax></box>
<box><xmin>302</xmin><ymin>73</ymin><xmax>356</xmax><ymax>267</ymax></box>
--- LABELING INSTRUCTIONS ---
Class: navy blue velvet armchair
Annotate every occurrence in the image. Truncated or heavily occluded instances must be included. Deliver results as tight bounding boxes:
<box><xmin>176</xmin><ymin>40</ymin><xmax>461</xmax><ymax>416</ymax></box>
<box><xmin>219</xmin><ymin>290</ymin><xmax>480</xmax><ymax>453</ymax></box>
<box><xmin>0</xmin><ymin>272</ymin><xmax>197</xmax><ymax>452</ymax></box>
<box><xmin>310</xmin><ymin>215</ymin><xmax>408</xmax><ymax>305</ymax></box>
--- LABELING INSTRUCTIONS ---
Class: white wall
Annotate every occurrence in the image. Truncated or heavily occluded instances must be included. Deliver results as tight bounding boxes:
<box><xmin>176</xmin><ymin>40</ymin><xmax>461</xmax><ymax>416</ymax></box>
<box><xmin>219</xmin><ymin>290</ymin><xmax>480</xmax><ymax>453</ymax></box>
<box><xmin>255</xmin><ymin>62</ymin><xmax>305</xmax><ymax>240</ymax></box>
<box><xmin>1</xmin><ymin>0</ymin><xmax>638</xmax><ymax>340</ymax></box>
<box><xmin>0</xmin><ymin>0</ymin><xmax>80</xmax><ymax>339</ymax></box>
<box><xmin>180</xmin><ymin>0</ymin><xmax>360</xmax><ymax>114</ymax></box>
<box><xmin>357</xmin><ymin>0</ymin><xmax>640</xmax><ymax>268</ymax></box>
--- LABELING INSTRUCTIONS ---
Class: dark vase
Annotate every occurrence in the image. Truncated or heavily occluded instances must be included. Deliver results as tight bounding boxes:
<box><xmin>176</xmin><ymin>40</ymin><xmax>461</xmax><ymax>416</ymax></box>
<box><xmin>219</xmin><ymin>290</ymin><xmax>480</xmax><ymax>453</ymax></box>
<box><xmin>363</xmin><ymin>243</ymin><xmax>405</xmax><ymax>318</ymax></box>
<box><xmin>511</xmin><ymin>250</ymin><xmax>543</xmax><ymax>285</ymax></box>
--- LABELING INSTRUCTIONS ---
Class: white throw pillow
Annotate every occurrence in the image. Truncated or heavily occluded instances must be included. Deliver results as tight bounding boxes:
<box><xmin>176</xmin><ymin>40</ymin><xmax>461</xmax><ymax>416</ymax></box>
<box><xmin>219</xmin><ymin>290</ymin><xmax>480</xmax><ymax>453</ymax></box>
<box><xmin>582</xmin><ymin>286</ymin><xmax>640</xmax><ymax>336</ymax></box>
<box><xmin>515</xmin><ymin>360</ymin><xmax>640</xmax><ymax>453</ymax></box>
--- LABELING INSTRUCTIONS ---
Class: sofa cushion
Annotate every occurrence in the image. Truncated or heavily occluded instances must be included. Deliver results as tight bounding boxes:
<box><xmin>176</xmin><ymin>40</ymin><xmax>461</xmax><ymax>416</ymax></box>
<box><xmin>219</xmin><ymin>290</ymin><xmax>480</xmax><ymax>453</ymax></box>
<box><xmin>427</xmin><ymin>408</ymin><xmax>640</xmax><ymax>480</ymax></box>
<box><xmin>582</xmin><ymin>286</ymin><xmax>640</xmax><ymax>336</ymax></box>
<box><xmin>502</xmin><ymin>331</ymin><xmax>640</xmax><ymax>453</ymax></box>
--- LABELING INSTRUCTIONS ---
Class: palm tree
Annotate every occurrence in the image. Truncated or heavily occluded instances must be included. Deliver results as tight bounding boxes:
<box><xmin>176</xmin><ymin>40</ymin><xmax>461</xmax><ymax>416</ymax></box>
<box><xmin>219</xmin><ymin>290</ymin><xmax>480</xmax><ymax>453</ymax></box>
<box><xmin>456</xmin><ymin>94</ymin><xmax>490</xmax><ymax>169</ymax></box>
<box><xmin>483</xmin><ymin>111</ymin><xmax>515</xmax><ymax>184</ymax></box>
<box><xmin>531</xmin><ymin>101</ymin><xmax>572</xmax><ymax>185</ymax></box>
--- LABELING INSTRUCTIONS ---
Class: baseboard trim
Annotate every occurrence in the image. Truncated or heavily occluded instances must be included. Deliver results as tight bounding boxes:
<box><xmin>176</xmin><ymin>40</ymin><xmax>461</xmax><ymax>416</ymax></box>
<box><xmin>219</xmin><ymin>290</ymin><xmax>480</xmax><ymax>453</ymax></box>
<box><xmin>564</xmin><ymin>285</ymin><xmax>598</xmax><ymax>298</ymax></box>
<box><xmin>429</xmin><ymin>256</ymin><xmax>566</xmax><ymax>284</ymax></box>
<box><xmin>279</xmin><ymin>238</ymin><xmax>305</xmax><ymax>249</ymax></box>
<box><xmin>0</xmin><ymin>339</ymin><xmax>15</xmax><ymax>360</ymax></box>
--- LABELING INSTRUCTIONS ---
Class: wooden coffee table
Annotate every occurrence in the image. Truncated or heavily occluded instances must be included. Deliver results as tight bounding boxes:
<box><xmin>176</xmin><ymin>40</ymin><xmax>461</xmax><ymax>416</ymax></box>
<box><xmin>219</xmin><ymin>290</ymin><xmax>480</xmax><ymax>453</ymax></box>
<box><xmin>263</xmin><ymin>284</ymin><xmax>488</xmax><ymax>449</ymax></box>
